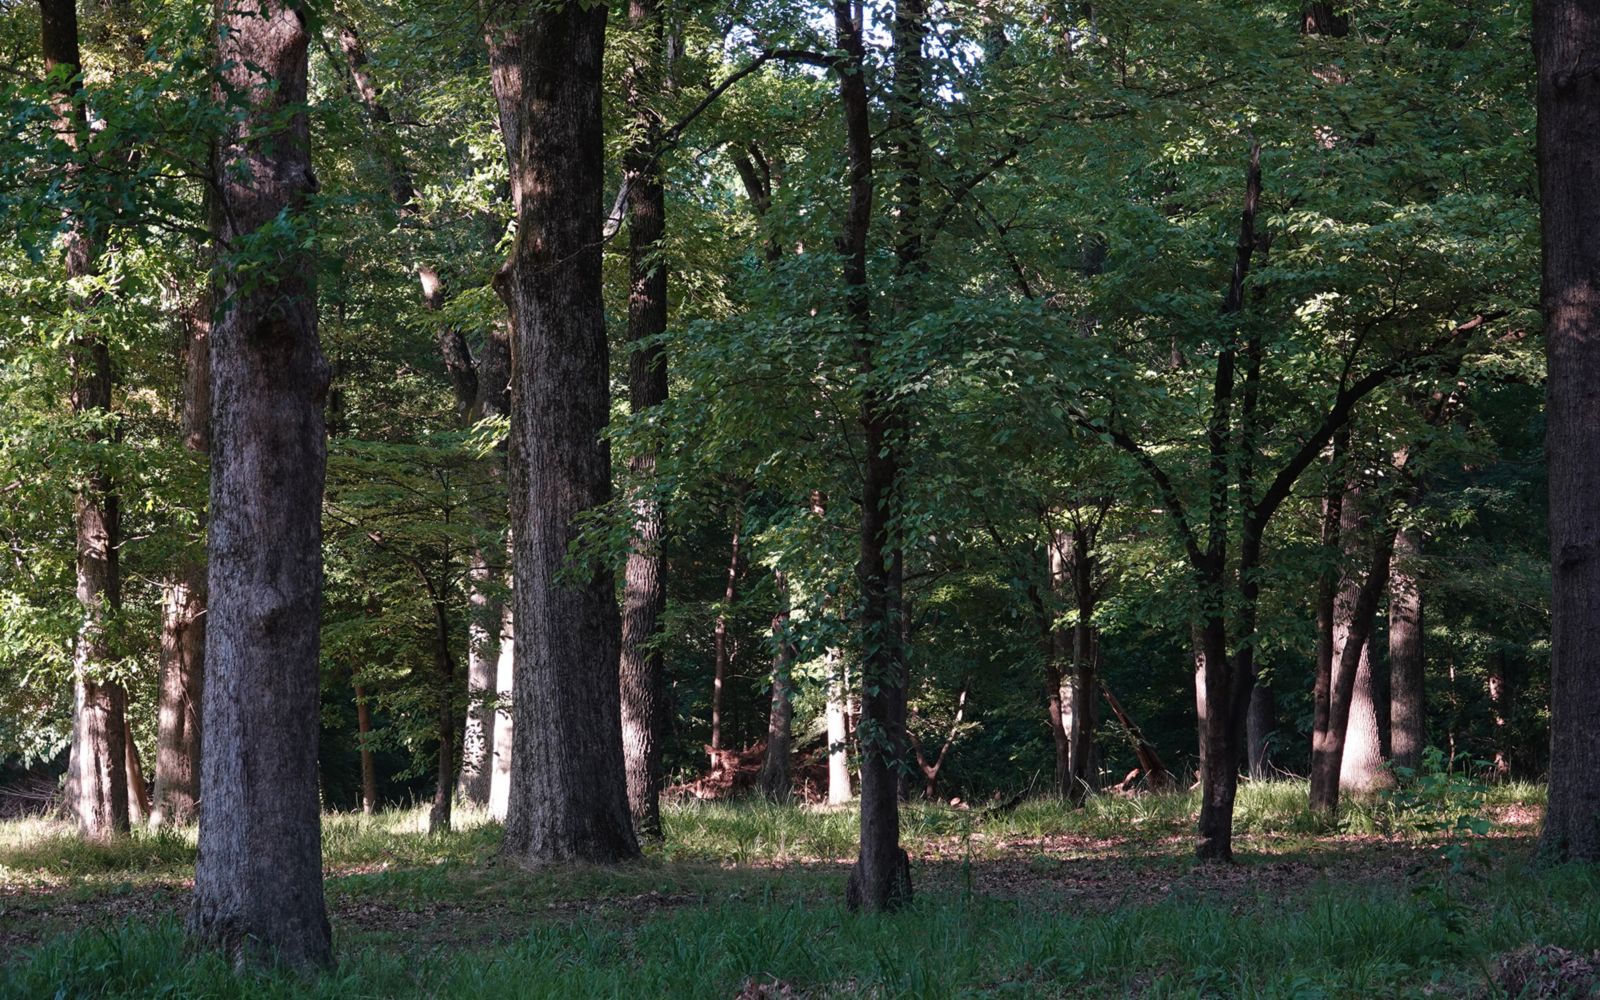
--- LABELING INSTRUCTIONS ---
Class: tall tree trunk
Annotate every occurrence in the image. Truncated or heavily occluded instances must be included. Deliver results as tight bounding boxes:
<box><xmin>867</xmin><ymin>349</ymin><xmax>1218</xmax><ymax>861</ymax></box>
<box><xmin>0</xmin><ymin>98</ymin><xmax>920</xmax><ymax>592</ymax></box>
<box><xmin>123</xmin><ymin>717</ymin><xmax>149</xmax><ymax>825</ymax></box>
<box><xmin>486</xmin><ymin>3</ymin><xmax>638</xmax><ymax>865</ymax></box>
<box><xmin>187</xmin><ymin>0</ymin><xmax>332</xmax><ymax>969</ymax></box>
<box><xmin>456</xmin><ymin>327</ymin><xmax>510</xmax><ymax>806</ymax></box>
<box><xmin>487</xmin><ymin>599</ymin><xmax>514</xmax><ymax>821</ymax></box>
<box><xmin>1536</xmin><ymin>0</ymin><xmax>1600</xmax><ymax>863</ymax></box>
<box><xmin>759</xmin><ymin>571</ymin><xmax>796</xmax><ymax>802</ymax></box>
<box><xmin>1246</xmin><ymin>685</ymin><xmax>1275</xmax><ymax>779</ymax></box>
<box><xmin>428</xmin><ymin>597</ymin><xmax>455</xmax><ymax>834</ymax></box>
<box><xmin>335</xmin><ymin>21</ymin><xmax>509</xmax><ymax>811</ymax></box>
<box><xmin>152</xmin><ymin>292</ymin><xmax>209</xmax><ymax>827</ymax></box>
<box><xmin>1388</xmin><ymin>526</ymin><xmax>1426</xmax><ymax>772</ymax></box>
<box><xmin>840</xmin><ymin>0</ymin><xmax>911</xmax><ymax>913</ymax></box>
<box><xmin>1065</xmin><ymin>525</ymin><xmax>1099</xmax><ymax>801</ymax></box>
<box><xmin>826</xmin><ymin>648</ymin><xmax>852</xmax><ymax>803</ymax></box>
<box><xmin>1194</xmin><ymin>143</ymin><xmax>1262</xmax><ymax>863</ymax></box>
<box><xmin>617</xmin><ymin>0</ymin><xmax>671</xmax><ymax>841</ymax></box>
<box><xmin>710</xmin><ymin>497</ymin><xmax>745</xmax><ymax>753</ymax></box>
<box><xmin>1310</xmin><ymin>438</ymin><xmax>1349</xmax><ymax>782</ymax></box>
<box><xmin>1339</xmin><ymin>634</ymin><xmax>1392</xmax><ymax>793</ymax></box>
<box><xmin>39</xmin><ymin>0</ymin><xmax>131</xmax><ymax>842</ymax></box>
<box><xmin>1309</xmin><ymin>497</ymin><xmax>1395</xmax><ymax>814</ymax></box>
<box><xmin>354</xmin><ymin>682</ymin><xmax>377</xmax><ymax>815</ymax></box>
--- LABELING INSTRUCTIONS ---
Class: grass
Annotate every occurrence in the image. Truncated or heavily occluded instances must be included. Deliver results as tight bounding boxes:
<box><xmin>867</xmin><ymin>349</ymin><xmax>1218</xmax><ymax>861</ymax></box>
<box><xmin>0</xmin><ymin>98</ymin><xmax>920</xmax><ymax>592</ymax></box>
<box><xmin>0</xmin><ymin>780</ymin><xmax>1587</xmax><ymax>997</ymax></box>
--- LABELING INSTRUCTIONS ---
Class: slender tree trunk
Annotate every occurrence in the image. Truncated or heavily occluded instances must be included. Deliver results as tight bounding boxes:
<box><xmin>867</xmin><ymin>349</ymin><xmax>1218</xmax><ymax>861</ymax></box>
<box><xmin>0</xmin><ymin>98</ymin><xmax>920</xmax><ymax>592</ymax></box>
<box><xmin>39</xmin><ymin>0</ymin><xmax>131</xmax><ymax>842</ymax></box>
<box><xmin>486</xmin><ymin>3</ymin><xmax>638</xmax><ymax>865</ymax></box>
<box><xmin>759</xmin><ymin>571</ymin><xmax>796</xmax><ymax>802</ymax></box>
<box><xmin>1388</xmin><ymin>526</ymin><xmax>1426</xmax><ymax>772</ymax></box>
<box><xmin>1310</xmin><ymin>441</ymin><xmax>1348</xmax><ymax>779</ymax></box>
<box><xmin>354</xmin><ymin>682</ymin><xmax>377</xmax><ymax>815</ymax></box>
<box><xmin>839</xmin><ymin>0</ymin><xmax>912</xmax><ymax>913</ymax></box>
<box><xmin>617</xmin><ymin>0</ymin><xmax>671</xmax><ymax>841</ymax></box>
<box><xmin>1536</xmin><ymin>0</ymin><xmax>1600</xmax><ymax>863</ymax></box>
<box><xmin>1066</xmin><ymin>526</ymin><xmax>1099</xmax><ymax>800</ymax></box>
<box><xmin>429</xmin><ymin>598</ymin><xmax>455</xmax><ymax>834</ymax></box>
<box><xmin>187</xmin><ymin>0</ymin><xmax>332</xmax><ymax>968</ymax></box>
<box><xmin>488</xmin><ymin>599</ymin><xmax>514</xmax><ymax>821</ymax></box>
<box><xmin>710</xmin><ymin>498</ymin><xmax>745</xmax><ymax>754</ymax></box>
<box><xmin>825</xmin><ymin>648</ymin><xmax>852</xmax><ymax>803</ymax></box>
<box><xmin>152</xmin><ymin>292</ymin><xmax>209</xmax><ymax>828</ymax></box>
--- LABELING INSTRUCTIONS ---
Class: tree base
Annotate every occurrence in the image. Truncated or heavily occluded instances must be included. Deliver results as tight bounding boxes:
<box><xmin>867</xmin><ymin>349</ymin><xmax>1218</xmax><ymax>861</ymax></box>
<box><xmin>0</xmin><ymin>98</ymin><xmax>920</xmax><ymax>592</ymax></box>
<box><xmin>845</xmin><ymin>848</ymin><xmax>913</xmax><ymax>912</ymax></box>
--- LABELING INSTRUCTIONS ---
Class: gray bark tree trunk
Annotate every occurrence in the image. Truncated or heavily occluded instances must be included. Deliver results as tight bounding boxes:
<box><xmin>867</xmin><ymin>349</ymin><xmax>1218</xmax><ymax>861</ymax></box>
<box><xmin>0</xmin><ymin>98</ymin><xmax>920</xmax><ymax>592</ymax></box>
<box><xmin>1388</xmin><ymin>526</ymin><xmax>1426</xmax><ymax>772</ymax></box>
<box><xmin>186</xmin><ymin>0</ymin><xmax>332</xmax><ymax>969</ymax></box>
<box><xmin>486</xmin><ymin>2</ymin><xmax>639</xmax><ymax>865</ymax></box>
<box><xmin>1535</xmin><ymin>0</ymin><xmax>1600</xmax><ymax>864</ymax></box>
<box><xmin>617</xmin><ymin>0</ymin><xmax>671</xmax><ymax>840</ymax></box>
<box><xmin>152</xmin><ymin>291</ymin><xmax>209</xmax><ymax>827</ymax></box>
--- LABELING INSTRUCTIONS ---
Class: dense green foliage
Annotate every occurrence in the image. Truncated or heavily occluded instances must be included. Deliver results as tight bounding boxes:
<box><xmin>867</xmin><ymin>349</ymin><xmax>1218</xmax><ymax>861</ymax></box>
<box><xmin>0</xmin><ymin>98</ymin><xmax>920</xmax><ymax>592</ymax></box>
<box><xmin>0</xmin><ymin>0</ymin><xmax>1549</xmax><ymax>806</ymax></box>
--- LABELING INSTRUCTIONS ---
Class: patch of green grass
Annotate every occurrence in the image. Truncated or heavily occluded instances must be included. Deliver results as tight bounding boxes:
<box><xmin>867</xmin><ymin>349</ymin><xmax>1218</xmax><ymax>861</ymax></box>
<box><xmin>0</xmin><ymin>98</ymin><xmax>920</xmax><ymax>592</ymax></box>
<box><xmin>7</xmin><ymin>861</ymin><xmax>1598</xmax><ymax>998</ymax></box>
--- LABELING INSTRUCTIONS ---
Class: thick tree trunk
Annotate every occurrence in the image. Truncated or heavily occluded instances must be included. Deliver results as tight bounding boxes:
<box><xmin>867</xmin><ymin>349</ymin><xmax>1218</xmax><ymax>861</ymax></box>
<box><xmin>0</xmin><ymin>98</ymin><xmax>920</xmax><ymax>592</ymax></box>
<box><xmin>187</xmin><ymin>0</ymin><xmax>332</xmax><ymax>969</ymax></box>
<box><xmin>839</xmin><ymin>0</ymin><xmax>911</xmax><ymax>914</ymax></box>
<box><xmin>1339</xmin><ymin>637</ymin><xmax>1392</xmax><ymax>793</ymax></box>
<box><xmin>759</xmin><ymin>571</ymin><xmax>796</xmax><ymax>802</ymax></box>
<box><xmin>354</xmin><ymin>682</ymin><xmax>377</xmax><ymax>815</ymax></box>
<box><xmin>1246</xmin><ymin>685</ymin><xmax>1275</xmax><ymax>779</ymax></box>
<box><xmin>710</xmin><ymin>500</ymin><xmax>745</xmax><ymax>753</ymax></box>
<box><xmin>1388</xmin><ymin>526</ymin><xmax>1425</xmax><ymax>772</ymax></box>
<box><xmin>152</xmin><ymin>294</ymin><xmax>209</xmax><ymax>828</ymax></box>
<box><xmin>486</xmin><ymin>4</ymin><xmax>638</xmax><ymax>865</ymax></box>
<box><xmin>1194</xmin><ymin>616</ymin><xmax>1239</xmax><ymax>860</ymax></box>
<box><xmin>1309</xmin><ymin>508</ymin><xmax>1395</xmax><ymax>815</ymax></box>
<box><xmin>1536</xmin><ymin>0</ymin><xmax>1600</xmax><ymax>863</ymax></box>
<box><xmin>617</xmin><ymin>0</ymin><xmax>671</xmax><ymax>841</ymax></box>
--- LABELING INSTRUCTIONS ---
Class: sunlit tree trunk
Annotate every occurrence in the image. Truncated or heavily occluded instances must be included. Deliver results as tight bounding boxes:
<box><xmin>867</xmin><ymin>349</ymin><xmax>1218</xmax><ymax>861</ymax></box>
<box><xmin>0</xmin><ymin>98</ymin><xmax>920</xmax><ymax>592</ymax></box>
<box><xmin>487</xmin><ymin>600</ymin><xmax>514</xmax><ymax>821</ymax></box>
<box><xmin>187</xmin><ymin>0</ymin><xmax>332</xmax><ymax>968</ymax></box>
<box><xmin>486</xmin><ymin>2</ymin><xmax>638</xmax><ymax>865</ymax></box>
<box><xmin>354</xmin><ymin>681</ymin><xmax>377</xmax><ymax>815</ymax></box>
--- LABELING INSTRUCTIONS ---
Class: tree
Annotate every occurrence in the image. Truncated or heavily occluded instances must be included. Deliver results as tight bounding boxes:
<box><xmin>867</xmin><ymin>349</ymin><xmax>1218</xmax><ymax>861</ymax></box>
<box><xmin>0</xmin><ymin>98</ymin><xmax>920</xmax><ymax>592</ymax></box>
<box><xmin>617</xmin><ymin>0</ymin><xmax>671</xmax><ymax>839</ymax></box>
<box><xmin>186</xmin><ymin>0</ymin><xmax>332</xmax><ymax>968</ymax></box>
<box><xmin>38</xmin><ymin>0</ymin><xmax>131</xmax><ymax>841</ymax></box>
<box><xmin>1535</xmin><ymin>0</ymin><xmax>1600</xmax><ymax>863</ymax></box>
<box><xmin>485</xmin><ymin>0</ymin><xmax>639</xmax><ymax>865</ymax></box>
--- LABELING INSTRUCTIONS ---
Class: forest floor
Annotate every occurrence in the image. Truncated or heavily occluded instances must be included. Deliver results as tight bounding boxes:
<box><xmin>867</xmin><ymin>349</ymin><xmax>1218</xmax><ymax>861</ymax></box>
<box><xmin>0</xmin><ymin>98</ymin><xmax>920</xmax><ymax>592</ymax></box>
<box><xmin>1</xmin><ymin>780</ymin><xmax>1595</xmax><ymax>998</ymax></box>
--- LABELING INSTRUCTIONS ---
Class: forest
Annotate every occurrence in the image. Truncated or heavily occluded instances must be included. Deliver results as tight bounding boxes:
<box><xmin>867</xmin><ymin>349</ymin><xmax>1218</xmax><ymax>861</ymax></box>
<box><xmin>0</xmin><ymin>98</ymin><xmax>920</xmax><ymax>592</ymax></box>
<box><xmin>2</xmin><ymin>0</ymin><xmax>1600</xmax><ymax>995</ymax></box>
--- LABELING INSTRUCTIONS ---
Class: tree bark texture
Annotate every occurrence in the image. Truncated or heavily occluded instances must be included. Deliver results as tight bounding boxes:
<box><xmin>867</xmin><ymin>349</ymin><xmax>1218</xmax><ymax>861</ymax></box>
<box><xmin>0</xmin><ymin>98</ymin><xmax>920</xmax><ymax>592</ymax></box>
<box><xmin>486</xmin><ymin>2</ymin><xmax>639</xmax><ymax>865</ymax></box>
<box><xmin>187</xmin><ymin>0</ymin><xmax>332</xmax><ymax>969</ymax></box>
<box><xmin>617</xmin><ymin>0</ymin><xmax>671</xmax><ymax>840</ymax></box>
<box><xmin>1388</xmin><ymin>526</ymin><xmax>1426</xmax><ymax>772</ymax></box>
<box><xmin>825</xmin><ymin>648</ymin><xmax>852</xmax><ymax>804</ymax></box>
<box><xmin>152</xmin><ymin>293</ymin><xmax>209</xmax><ymax>827</ymax></box>
<box><xmin>1536</xmin><ymin>0</ymin><xmax>1600</xmax><ymax>863</ymax></box>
